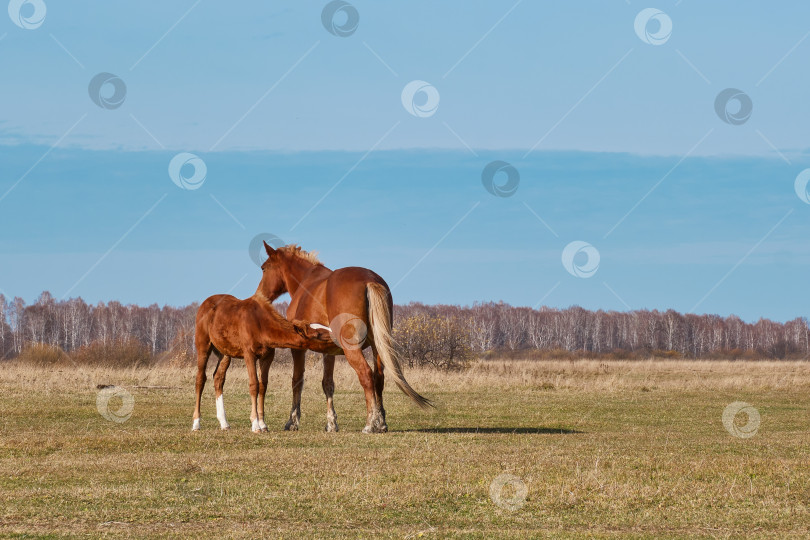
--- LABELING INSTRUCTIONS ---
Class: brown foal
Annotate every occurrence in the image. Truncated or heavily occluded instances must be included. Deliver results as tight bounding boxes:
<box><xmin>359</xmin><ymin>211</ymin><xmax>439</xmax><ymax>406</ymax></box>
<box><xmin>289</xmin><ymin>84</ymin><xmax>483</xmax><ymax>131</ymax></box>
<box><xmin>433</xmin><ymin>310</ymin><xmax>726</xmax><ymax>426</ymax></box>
<box><xmin>192</xmin><ymin>263</ymin><xmax>333</xmax><ymax>432</ymax></box>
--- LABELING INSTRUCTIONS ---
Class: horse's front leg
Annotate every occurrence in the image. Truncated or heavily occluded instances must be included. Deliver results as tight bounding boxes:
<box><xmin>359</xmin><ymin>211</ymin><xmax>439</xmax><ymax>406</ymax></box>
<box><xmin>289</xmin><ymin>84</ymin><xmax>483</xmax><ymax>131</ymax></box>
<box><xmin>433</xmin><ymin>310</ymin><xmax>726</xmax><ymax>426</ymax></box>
<box><xmin>244</xmin><ymin>352</ymin><xmax>261</xmax><ymax>433</ymax></box>
<box><xmin>284</xmin><ymin>349</ymin><xmax>306</xmax><ymax>431</ymax></box>
<box><xmin>322</xmin><ymin>354</ymin><xmax>338</xmax><ymax>432</ymax></box>
<box><xmin>256</xmin><ymin>349</ymin><xmax>275</xmax><ymax>433</ymax></box>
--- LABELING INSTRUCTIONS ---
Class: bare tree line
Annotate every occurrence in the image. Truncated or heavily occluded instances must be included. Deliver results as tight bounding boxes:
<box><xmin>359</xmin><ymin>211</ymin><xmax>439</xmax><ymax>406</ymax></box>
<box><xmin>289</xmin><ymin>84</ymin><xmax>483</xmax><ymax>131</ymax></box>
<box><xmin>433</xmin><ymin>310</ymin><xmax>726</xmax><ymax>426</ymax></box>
<box><xmin>0</xmin><ymin>292</ymin><xmax>197</xmax><ymax>361</ymax></box>
<box><xmin>394</xmin><ymin>302</ymin><xmax>810</xmax><ymax>361</ymax></box>
<box><xmin>1</xmin><ymin>292</ymin><xmax>808</xmax><ymax>364</ymax></box>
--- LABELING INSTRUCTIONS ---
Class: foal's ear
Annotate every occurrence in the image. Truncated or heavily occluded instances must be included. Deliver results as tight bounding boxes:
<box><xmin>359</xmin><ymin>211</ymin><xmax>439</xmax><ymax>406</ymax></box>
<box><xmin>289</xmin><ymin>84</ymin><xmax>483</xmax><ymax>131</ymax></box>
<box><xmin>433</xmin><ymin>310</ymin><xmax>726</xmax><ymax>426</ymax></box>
<box><xmin>263</xmin><ymin>241</ymin><xmax>275</xmax><ymax>257</ymax></box>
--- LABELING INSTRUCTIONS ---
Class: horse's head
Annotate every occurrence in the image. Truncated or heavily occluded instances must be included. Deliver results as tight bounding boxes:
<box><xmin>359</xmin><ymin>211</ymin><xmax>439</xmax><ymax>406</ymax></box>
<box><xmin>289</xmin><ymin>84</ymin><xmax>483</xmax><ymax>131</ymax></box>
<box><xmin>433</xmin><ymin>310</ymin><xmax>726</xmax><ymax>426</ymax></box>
<box><xmin>291</xmin><ymin>319</ymin><xmax>333</xmax><ymax>344</ymax></box>
<box><xmin>258</xmin><ymin>241</ymin><xmax>288</xmax><ymax>301</ymax></box>
<box><xmin>259</xmin><ymin>242</ymin><xmax>323</xmax><ymax>301</ymax></box>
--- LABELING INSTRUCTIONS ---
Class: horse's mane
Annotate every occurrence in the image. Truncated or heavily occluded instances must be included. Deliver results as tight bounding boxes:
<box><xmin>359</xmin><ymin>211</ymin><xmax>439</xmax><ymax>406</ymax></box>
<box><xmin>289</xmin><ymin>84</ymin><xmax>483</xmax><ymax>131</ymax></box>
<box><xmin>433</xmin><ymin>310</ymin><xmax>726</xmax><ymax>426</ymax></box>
<box><xmin>279</xmin><ymin>244</ymin><xmax>322</xmax><ymax>265</ymax></box>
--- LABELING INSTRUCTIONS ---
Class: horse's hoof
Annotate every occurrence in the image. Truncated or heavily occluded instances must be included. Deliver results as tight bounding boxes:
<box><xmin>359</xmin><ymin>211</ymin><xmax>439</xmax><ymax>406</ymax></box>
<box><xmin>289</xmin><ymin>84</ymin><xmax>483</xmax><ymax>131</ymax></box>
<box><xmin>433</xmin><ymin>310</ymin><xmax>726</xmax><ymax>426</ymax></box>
<box><xmin>192</xmin><ymin>418</ymin><xmax>201</xmax><ymax>431</ymax></box>
<box><xmin>325</xmin><ymin>423</ymin><xmax>339</xmax><ymax>433</ymax></box>
<box><xmin>362</xmin><ymin>423</ymin><xmax>387</xmax><ymax>434</ymax></box>
<box><xmin>284</xmin><ymin>421</ymin><xmax>299</xmax><ymax>431</ymax></box>
<box><xmin>220</xmin><ymin>425</ymin><xmax>230</xmax><ymax>431</ymax></box>
<box><xmin>260</xmin><ymin>427</ymin><xmax>269</xmax><ymax>433</ymax></box>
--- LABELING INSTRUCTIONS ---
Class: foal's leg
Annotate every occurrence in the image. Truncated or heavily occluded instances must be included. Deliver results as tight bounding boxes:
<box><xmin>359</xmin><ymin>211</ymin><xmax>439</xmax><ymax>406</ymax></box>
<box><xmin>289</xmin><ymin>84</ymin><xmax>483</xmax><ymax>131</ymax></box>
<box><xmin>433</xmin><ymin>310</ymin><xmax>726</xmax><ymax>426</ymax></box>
<box><xmin>256</xmin><ymin>349</ymin><xmax>275</xmax><ymax>433</ymax></box>
<box><xmin>371</xmin><ymin>345</ymin><xmax>387</xmax><ymax>428</ymax></box>
<box><xmin>192</xmin><ymin>341</ymin><xmax>211</xmax><ymax>431</ymax></box>
<box><xmin>244</xmin><ymin>351</ymin><xmax>261</xmax><ymax>433</ymax></box>
<box><xmin>284</xmin><ymin>349</ymin><xmax>306</xmax><ymax>431</ymax></box>
<box><xmin>344</xmin><ymin>347</ymin><xmax>386</xmax><ymax>433</ymax></box>
<box><xmin>322</xmin><ymin>354</ymin><xmax>338</xmax><ymax>432</ymax></box>
<box><xmin>212</xmin><ymin>353</ymin><xmax>231</xmax><ymax>430</ymax></box>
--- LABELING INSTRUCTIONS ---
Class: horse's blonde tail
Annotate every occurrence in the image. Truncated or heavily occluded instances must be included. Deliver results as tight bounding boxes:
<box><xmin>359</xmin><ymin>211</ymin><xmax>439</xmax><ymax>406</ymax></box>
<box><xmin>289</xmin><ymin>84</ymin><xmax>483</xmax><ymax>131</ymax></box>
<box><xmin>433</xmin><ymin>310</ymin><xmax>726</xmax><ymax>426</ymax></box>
<box><xmin>366</xmin><ymin>282</ymin><xmax>433</xmax><ymax>409</ymax></box>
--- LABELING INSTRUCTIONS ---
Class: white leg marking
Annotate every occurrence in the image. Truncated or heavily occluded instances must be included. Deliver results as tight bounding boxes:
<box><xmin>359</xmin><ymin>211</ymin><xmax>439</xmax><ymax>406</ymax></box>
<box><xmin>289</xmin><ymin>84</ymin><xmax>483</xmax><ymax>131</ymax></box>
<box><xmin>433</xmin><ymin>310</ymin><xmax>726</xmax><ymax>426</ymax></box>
<box><xmin>192</xmin><ymin>418</ymin><xmax>201</xmax><ymax>431</ymax></box>
<box><xmin>258</xmin><ymin>419</ymin><xmax>268</xmax><ymax>431</ymax></box>
<box><xmin>216</xmin><ymin>394</ymin><xmax>230</xmax><ymax>429</ymax></box>
<box><xmin>251</xmin><ymin>418</ymin><xmax>261</xmax><ymax>432</ymax></box>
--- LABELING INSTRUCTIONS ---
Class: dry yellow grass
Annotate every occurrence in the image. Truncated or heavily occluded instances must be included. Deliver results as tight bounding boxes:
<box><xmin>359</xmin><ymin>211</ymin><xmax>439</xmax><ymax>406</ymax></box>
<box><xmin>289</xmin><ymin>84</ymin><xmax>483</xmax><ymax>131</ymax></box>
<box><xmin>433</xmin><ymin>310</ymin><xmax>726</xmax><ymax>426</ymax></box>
<box><xmin>1</xmin><ymin>358</ymin><xmax>808</xmax><ymax>538</ymax></box>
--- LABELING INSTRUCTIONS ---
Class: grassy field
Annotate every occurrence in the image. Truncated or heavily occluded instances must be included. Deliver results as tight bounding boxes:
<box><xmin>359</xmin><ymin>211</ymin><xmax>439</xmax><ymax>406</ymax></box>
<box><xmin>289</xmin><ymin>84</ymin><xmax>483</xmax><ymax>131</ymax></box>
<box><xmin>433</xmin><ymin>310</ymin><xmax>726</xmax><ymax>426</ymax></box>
<box><xmin>1</xmin><ymin>358</ymin><xmax>808</xmax><ymax>538</ymax></box>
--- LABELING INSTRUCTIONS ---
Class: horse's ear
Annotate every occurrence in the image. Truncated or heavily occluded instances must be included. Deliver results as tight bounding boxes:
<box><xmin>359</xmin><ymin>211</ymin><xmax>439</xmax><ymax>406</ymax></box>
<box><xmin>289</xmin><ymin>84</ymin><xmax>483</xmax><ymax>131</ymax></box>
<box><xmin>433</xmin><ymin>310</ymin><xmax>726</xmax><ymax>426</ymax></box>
<box><xmin>263</xmin><ymin>241</ymin><xmax>275</xmax><ymax>257</ymax></box>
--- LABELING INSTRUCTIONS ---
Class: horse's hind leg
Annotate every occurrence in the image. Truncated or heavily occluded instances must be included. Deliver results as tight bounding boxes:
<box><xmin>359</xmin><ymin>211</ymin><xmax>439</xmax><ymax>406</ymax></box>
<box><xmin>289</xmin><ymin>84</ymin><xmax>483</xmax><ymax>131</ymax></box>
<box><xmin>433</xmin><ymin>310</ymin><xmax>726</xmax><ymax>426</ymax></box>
<box><xmin>192</xmin><ymin>339</ymin><xmax>212</xmax><ymax>431</ymax></box>
<box><xmin>256</xmin><ymin>349</ymin><xmax>275</xmax><ymax>432</ymax></box>
<box><xmin>344</xmin><ymin>347</ymin><xmax>386</xmax><ymax>433</ymax></box>
<box><xmin>322</xmin><ymin>354</ymin><xmax>338</xmax><ymax>432</ymax></box>
<box><xmin>284</xmin><ymin>349</ymin><xmax>306</xmax><ymax>431</ymax></box>
<box><xmin>371</xmin><ymin>345</ymin><xmax>387</xmax><ymax>426</ymax></box>
<box><xmin>212</xmin><ymin>352</ymin><xmax>231</xmax><ymax>430</ymax></box>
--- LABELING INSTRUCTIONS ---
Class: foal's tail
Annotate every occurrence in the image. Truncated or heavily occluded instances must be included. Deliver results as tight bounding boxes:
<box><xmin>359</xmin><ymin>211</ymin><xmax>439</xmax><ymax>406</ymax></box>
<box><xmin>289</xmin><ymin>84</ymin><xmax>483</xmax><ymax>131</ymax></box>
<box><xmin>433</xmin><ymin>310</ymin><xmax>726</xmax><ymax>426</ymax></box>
<box><xmin>366</xmin><ymin>282</ymin><xmax>433</xmax><ymax>409</ymax></box>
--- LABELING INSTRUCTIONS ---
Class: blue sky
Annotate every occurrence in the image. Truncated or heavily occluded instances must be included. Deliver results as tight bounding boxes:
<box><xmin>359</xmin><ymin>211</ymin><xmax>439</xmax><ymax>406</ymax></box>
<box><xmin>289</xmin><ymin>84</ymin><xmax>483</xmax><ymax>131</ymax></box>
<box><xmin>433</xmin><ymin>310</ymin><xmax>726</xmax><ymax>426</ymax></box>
<box><xmin>1</xmin><ymin>1</ymin><xmax>809</xmax><ymax>322</ymax></box>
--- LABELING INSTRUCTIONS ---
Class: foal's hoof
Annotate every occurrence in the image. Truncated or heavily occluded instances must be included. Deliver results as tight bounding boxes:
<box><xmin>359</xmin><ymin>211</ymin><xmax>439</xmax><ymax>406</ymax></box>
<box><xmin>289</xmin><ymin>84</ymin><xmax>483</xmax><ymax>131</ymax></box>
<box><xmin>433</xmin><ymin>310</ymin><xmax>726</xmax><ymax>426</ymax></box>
<box><xmin>220</xmin><ymin>425</ymin><xmax>230</xmax><ymax>431</ymax></box>
<box><xmin>260</xmin><ymin>427</ymin><xmax>269</xmax><ymax>433</ymax></box>
<box><xmin>325</xmin><ymin>422</ymin><xmax>339</xmax><ymax>433</ymax></box>
<box><xmin>284</xmin><ymin>420</ymin><xmax>300</xmax><ymax>431</ymax></box>
<box><xmin>362</xmin><ymin>424</ymin><xmax>388</xmax><ymax>434</ymax></box>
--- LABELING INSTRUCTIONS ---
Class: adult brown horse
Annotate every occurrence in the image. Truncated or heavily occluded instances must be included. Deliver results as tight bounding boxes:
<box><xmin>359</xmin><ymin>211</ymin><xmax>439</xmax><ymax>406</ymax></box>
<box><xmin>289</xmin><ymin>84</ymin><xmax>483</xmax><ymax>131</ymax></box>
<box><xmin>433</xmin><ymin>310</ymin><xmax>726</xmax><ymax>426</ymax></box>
<box><xmin>192</xmin><ymin>264</ymin><xmax>334</xmax><ymax>432</ymax></box>
<box><xmin>260</xmin><ymin>242</ymin><xmax>432</xmax><ymax>433</ymax></box>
